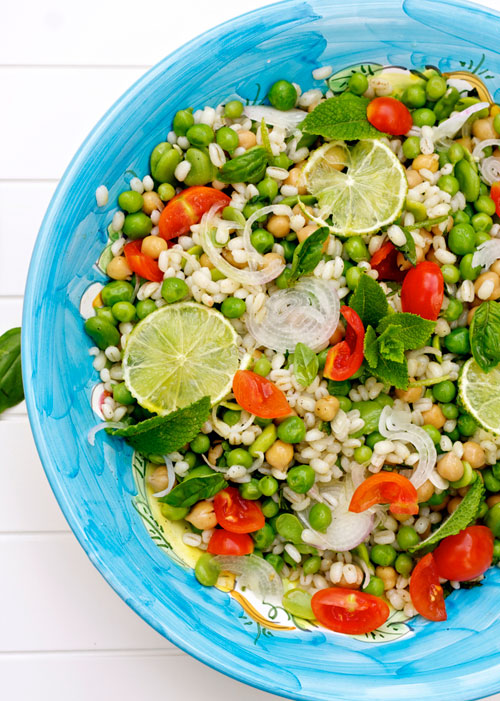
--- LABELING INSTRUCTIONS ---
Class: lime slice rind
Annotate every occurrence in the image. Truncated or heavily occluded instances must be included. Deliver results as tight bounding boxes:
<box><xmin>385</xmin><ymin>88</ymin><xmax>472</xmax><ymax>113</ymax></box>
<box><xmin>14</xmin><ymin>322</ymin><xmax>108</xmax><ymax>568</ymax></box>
<box><xmin>459</xmin><ymin>357</ymin><xmax>500</xmax><ymax>436</ymax></box>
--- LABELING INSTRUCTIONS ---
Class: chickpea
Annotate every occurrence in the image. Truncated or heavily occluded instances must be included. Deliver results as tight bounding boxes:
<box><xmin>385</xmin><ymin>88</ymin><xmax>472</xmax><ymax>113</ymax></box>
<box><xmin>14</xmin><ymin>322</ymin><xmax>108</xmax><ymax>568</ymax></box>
<box><xmin>447</xmin><ymin>496</ymin><xmax>462</xmax><ymax>514</ymax></box>
<box><xmin>375</xmin><ymin>566</ymin><xmax>397</xmax><ymax>591</ymax></box>
<box><xmin>265</xmin><ymin>440</ymin><xmax>294</xmax><ymax>470</ymax></box>
<box><xmin>259</xmin><ymin>252</ymin><xmax>285</xmax><ymax>270</ymax></box>
<box><xmin>491</xmin><ymin>260</ymin><xmax>500</xmax><ymax>276</ymax></box>
<box><xmin>292</xmin><ymin>203</ymin><xmax>314</xmax><ymax>217</ymax></box>
<box><xmin>462</xmin><ymin>441</ymin><xmax>486</xmax><ymax>469</ymax></box>
<box><xmin>274</xmin><ymin>409</ymin><xmax>297</xmax><ymax>425</ymax></box>
<box><xmin>472</xmin><ymin>116</ymin><xmax>497</xmax><ymax>141</ymax></box>
<box><xmin>430</xmin><ymin>495</ymin><xmax>449</xmax><ymax>512</ymax></box>
<box><xmin>474</xmin><ymin>271</ymin><xmax>500</xmax><ymax>301</ymax></box>
<box><xmin>147</xmin><ymin>465</ymin><xmax>170</xmax><ymax>492</ymax></box>
<box><xmin>141</xmin><ymin>235</ymin><xmax>168</xmax><ymax>260</ymax></box>
<box><xmin>395</xmin><ymin>384</ymin><xmax>423</xmax><ymax>403</ymax></box>
<box><xmin>142</xmin><ymin>190</ymin><xmax>164</xmax><ymax>215</ymax></box>
<box><xmin>337</xmin><ymin>565</ymin><xmax>364</xmax><ymax>589</ymax></box>
<box><xmin>324</xmin><ymin>144</ymin><xmax>347</xmax><ymax>171</ymax></box>
<box><xmin>284</xmin><ymin>167</ymin><xmax>307</xmax><ymax>195</ymax></box>
<box><xmin>437</xmin><ymin>453</ymin><xmax>464</xmax><ymax>482</ymax></box>
<box><xmin>467</xmin><ymin>306</ymin><xmax>479</xmax><ymax>325</ymax></box>
<box><xmin>329</xmin><ymin>320</ymin><xmax>345</xmax><ymax>345</ymax></box>
<box><xmin>223</xmin><ymin>249</ymin><xmax>247</xmax><ymax>269</ymax></box>
<box><xmin>487</xmin><ymin>494</ymin><xmax>500</xmax><ymax>508</ymax></box>
<box><xmin>416</xmin><ymin>479</ymin><xmax>435</xmax><ymax>503</ymax></box>
<box><xmin>185</xmin><ymin>500</ymin><xmax>218</xmax><ymax>530</ymax></box>
<box><xmin>207</xmin><ymin>443</ymin><xmax>223</xmax><ymax>464</ymax></box>
<box><xmin>267</xmin><ymin>214</ymin><xmax>290</xmax><ymax>238</ymax></box>
<box><xmin>412</xmin><ymin>153</ymin><xmax>439</xmax><ymax>173</ymax></box>
<box><xmin>107</xmin><ymin>255</ymin><xmax>132</xmax><ymax>280</ymax></box>
<box><xmin>406</xmin><ymin>168</ymin><xmax>423</xmax><ymax>188</ymax></box>
<box><xmin>238</xmin><ymin>130</ymin><xmax>257</xmax><ymax>150</ymax></box>
<box><xmin>421</xmin><ymin>404</ymin><xmax>446</xmax><ymax>430</ymax></box>
<box><xmin>458</xmin><ymin>486</ymin><xmax>471</xmax><ymax>498</ymax></box>
<box><xmin>199</xmin><ymin>253</ymin><xmax>214</xmax><ymax>270</ymax></box>
<box><xmin>314</xmin><ymin>396</ymin><xmax>340</xmax><ymax>422</ymax></box>
<box><xmin>493</xmin><ymin>148</ymin><xmax>500</xmax><ymax>159</ymax></box>
<box><xmin>456</xmin><ymin>136</ymin><xmax>473</xmax><ymax>153</ymax></box>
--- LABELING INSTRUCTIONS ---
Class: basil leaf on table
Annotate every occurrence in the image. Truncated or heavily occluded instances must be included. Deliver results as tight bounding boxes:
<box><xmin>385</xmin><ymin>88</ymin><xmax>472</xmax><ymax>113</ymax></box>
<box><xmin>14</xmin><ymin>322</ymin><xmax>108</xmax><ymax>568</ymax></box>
<box><xmin>0</xmin><ymin>327</ymin><xmax>24</xmax><ymax>414</ymax></box>
<box><xmin>160</xmin><ymin>473</ymin><xmax>227</xmax><ymax>509</ymax></box>
<box><xmin>294</xmin><ymin>342</ymin><xmax>319</xmax><ymax>387</ymax></box>
<box><xmin>289</xmin><ymin>227</ymin><xmax>329</xmax><ymax>283</ymax></box>
<box><xmin>469</xmin><ymin>300</ymin><xmax>500</xmax><ymax>373</ymax></box>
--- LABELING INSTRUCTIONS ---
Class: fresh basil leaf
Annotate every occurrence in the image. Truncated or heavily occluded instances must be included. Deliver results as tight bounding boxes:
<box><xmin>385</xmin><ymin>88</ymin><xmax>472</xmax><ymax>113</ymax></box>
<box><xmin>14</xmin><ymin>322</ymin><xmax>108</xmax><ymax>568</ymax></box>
<box><xmin>377</xmin><ymin>313</ymin><xmax>435</xmax><ymax>350</ymax></box>
<box><xmin>350</xmin><ymin>274</ymin><xmax>389</xmax><ymax>328</ymax></box>
<box><xmin>218</xmin><ymin>146</ymin><xmax>268</xmax><ymax>184</ymax></box>
<box><xmin>161</xmin><ymin>472</ymin><xmax>227</xmax><ymax>509</ymax></box>
<box><xmin>470</xmin><ymin>300</ymin><xmax>500</xmax><ymax>373</ymax></box>
<box><xmin>0</xmin><ymin>327</ymin><xmax>24</xmax><ymax>414</ymax></box>
<box><xmin>289</xmin><ymin>227</ymin><xmax>329</xmax><ymax>283</ymax></box>
<box><xmin>294</xmin><ymin>342</ymin><xmax>319</xmax><ymax>387</ymax></box>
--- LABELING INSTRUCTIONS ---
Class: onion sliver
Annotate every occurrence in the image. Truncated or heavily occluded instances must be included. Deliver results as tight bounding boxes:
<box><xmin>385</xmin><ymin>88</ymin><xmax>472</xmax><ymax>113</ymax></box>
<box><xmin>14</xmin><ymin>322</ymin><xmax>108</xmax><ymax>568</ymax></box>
<box><xmin>472</xmin><ymin>239</ymin><xmax>500</xmax><ymax>271</ymax></box>
<box><xmin>247</xmin><ymin>277</ymin><xmax>340</xmax><ymax>353</ymax></box>
<box><xmin>243</xmin><ymin>105</ymin><xmax>306</xmax><ymax>132</ymax></box>
<box><xmin>87</xmin><ymin>421</ymin><xmax>127</xmax><ymax>446</ymax></box>
<box><xmin>242</xmin><ymin>204</ymin><xmax>293</xmax><ymax>271</ymax></box>
<box><xmin>378</xmin><ymin>406</ymin><xmax>436</xmax><ymax>489</ymax></box>
<box><xmin>152</xmin><ymin>456</ymin><xmax>176</xmax><ymax>498</ymax></box>
<box><xmin>432</xmin><ymin>101</ymin><xmax>489</xmax><ymax>143</ymax></box>
<box><xmin>211</xmin><ymin>554</ymin><xmax>283</xmax><ymax>603</ymax></box>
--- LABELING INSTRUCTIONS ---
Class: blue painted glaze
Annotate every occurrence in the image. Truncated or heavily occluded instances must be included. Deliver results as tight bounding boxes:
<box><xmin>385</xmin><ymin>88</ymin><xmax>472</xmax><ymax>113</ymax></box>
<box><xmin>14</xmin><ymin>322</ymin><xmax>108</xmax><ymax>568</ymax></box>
<box><xmin>22</xmin><ymin>1</ymin><xmax>500</xmax><ymax>699</ymax></box>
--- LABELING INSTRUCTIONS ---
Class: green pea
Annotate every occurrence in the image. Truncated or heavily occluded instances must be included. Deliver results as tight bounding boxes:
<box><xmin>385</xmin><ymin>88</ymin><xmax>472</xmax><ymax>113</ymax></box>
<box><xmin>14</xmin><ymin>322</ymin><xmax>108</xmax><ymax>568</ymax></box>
<box><xmin>253</xmin><ymin>357</ymin><xmax>272</xmax><ymax>377</ymax></box>
<box><xmin>195</xmin><ymin>552</ymin><xmax>220</xmax><ymax>587</ymax></box>
<box><xmin>259</xmin><ymin>475</ymin><xmax>279</xmax><ymax>497</ymax></box>
<box><xmin>268</xmin><ymin>80</ymin><xmax>297</xmax><ymax>111</ymax></box>
<box><xmin>457</xmin><ymin>412</ymin><xmax>477</xmax><ymax>437</ymax></box>
<box><xmin>459</xmin><ymin>253</ymin><xmax>481</xmax><ymax>281</ymax></box>
<box><xmin>243</xmin><ymin>202</ymin><xmax>268</xmax><ymax>221</ymax></box>
<box><xmin>472</xmin><ymin>213</ymin><xmax>493</xmax><ymax>234</ymax></box>
<box><xmin>448</xmin><ymin>142</ymin><xmax>465</xmax><ymax>164</ymax></box>
<box><xmin>370</xmin><ymin>544</ymin><xmax>397</xmax><ymax>566</ymax></box>
<box><xmin>282</xmin><ymin>589</ymin><xmax>315</xmax><ymax>619</ymax></box>
<box><xmin>272</xmin><ymin>152</ymin><xmax>293</xmax><ymax>170</ymax></box>
<box><xmin>337</xmin><ymin>396</ymin><xmax>352</xmax><ymax>412</ymax></box>
<box><xmin>441</xmin><ymin>402</ymin><xmax>459</xmax><ymax>419</ymax></box>
<box><xmin>277</xmin><ymin>416</ymin><xmax>306</xmax><ymax>444</ymax></box>
<box><xmin>239</xmin><ymin>479</ymin><xmax>262</xmax><ymax>500</ymax></box>
<box><xmin>158</xmin><ymin>183</ymin><xmax>176</xmax><ymax>201</ymax></box>
<box><xmin>402</xmin><ymin>136</ymin><xmax>421</xmax><ymax>160</ymax></box>
<box><xmin>186</xmin><ymin>123</ymin><xmax>215</xmax><ymax>148</ymax></box>
<box><xmin>276</xmin><ymin>513</ymin><xmax>303</xmax><ymax>543</ymax></box>
<box><xmin>450</xmin><ymin>460</ymin><xmax>474</xmax><ymax>489</ymax></box>
<box><xmin>221</xmin><ymin>409</ymin><xmax>240</xmax><ymax>427</ymax></box>
<box><xmin>118</xmin><ymin>190</ymin><xmax>144</xmax><ymax>213</ymax></box>
<box><xmin>123</xmin><ymin>212</ymin><xmax>153</xmax><ymax>240</ymax></box>
<box><xmin>455</xmin><ymin>159</ymin><xmax>480</xmax><ymax>202</ymax></box>
<box><xmin>444</xmin><ymin>327</ymin><xmax>470</xmax><ymax>355</ymax></box>
<box><xmin>252</xmin><ymin>523</ymin><xmax>275</xmax><ymax>550</ymax></box>
<box><xmin>275</xmin><ymin>268</ymin><xmax>292</xmax><ymax>289</ymax></box>
<box><xmin>345</xmin><ymin>236</ymin><xmax>369</xmax><ymax>263</ymax></box>
<box><xmin>485</xmin><ymin>503</ymin><xmax>500</xmax><ymax>537</ymax></box>
<box><xmin>366</xmin><ymin>431</ymin><xmax>384</xmax><ymax>449</ymax></box>
<box><xmin>426</xmin><ymin>75</ymin><xmax>447</xmax><ymax>101</ymax></box>
<box><xmin>395</xmin><ymin>553</ymin><xmax>414</xmax><ymax>577</ymax></box>
<box><xmin>257</xmin><ymin>176</ymin><xmax>279</xmax><ymax>201</ymax></box>
<box><xmin>287</xmin><ymin>465</ymin><xmax>315</xmax><ymax>494</ymax></box>
<box><xmin>441</xmin><ymin>264</ymin><xmax>460</xmax><ymax>285</ymax></box>
<box><xmin>182</xmin><ymin>451</ymin><xmax>197</xmax><ymax>469</ymax></box>
<box><xmin>249</xmin><ymin>424</ymin><xmax>277</xmax><ymax>457</ymax></box>
<box><xmin>412</xmin><ymin>107</ymin><xmax>436</xmax><ymax>127</ymax></box>
<box><xmin>327</xmin><ymin>379</ymin><xmax>351</xmax><ymax>396</ymax></box>
<box><xmin>432</xmin><ymin>380</ymin><xmax>456</xmax><ymax>403</ymax></box>
<box><xmin>262</xmin><ymin>498</ymin><xmax>279</xmax><ymax>518</ymax></box>
<box><xmin>111</xmin><ymin>301</ymin><xmax>136</xmax><ymax>323</ymax></box>
<box><xmin>173</xmin><ymin>108</ymin><xmax>194</xmax><ymax>136</ymax></box>
<box><xmin>220</xmin><ymin>296</ymin><xmax>246</xmax><ymax>318</ymax></box>
<box><xmin>475</xmin><ymin>229</ymin><xmax>492</xmax><ymax>246</ymax></box>
<box><xmin>224</xmin><ymin>100</ymin><xmax>244</xmax><ymax>119</ymax></box>
<box><xmin>427</xmin><ymin>491</ymin><xmax>448</xmax><ymax>506</ymax></box>
<box><xmin>437</xmin><ymin>174</ymin><xmax>460</xmax><ymax>197</ymax></box>
<box><xmin>150</xmin><ymin>142</ymin><xmax>182</xmax><ymax>184</ymax></box>
<box><xmin>445</xmin><ymin>427</ymin><xmax>460</xmax><ymax>442</ymax></box>
<box><xmin>184</xmin><ymin>147</ymin><xmax>216</xmax><ymax>187</ymax></box>
<box><xmin>111</xmin><ymin>382</ymin><xmax>133</xmax><ymax>406</ymax></box>
<box><xmin>161</xmin><ymin>277</ymin><xmax>189</xmax><ymax>304</ymax></box>
<box><xmin>308</xmin><ymin>502</ymin><xmax>332</xmax><ymax>532</ymax></box>
<box><xmin>216</xmin><ymin>126</ymin><xmax>239</xmax><ymax>153</ymax></box>
<box><xmin>348</xmin><ymin>72</ymin><xmax>368</xmax><ymax>96</ymax></box>
<box><xmin>363</xmin><ymin>576</ymin><xmax>385</xmax><ymax>597</ymax></box>
<box><xmin>397</xmin><ymin>526</ymin><xmax>420</xmax><ymax>550</ymax></box>
<box><xmin>265</xmin><ymin>552</ymin><xmax>284</xmax><ymax>573</ymax></box>
<box><xmin>135</xmin><ymin>299</ymin><xmax>156</xmax><ymax>319</ymax></box>
<box><xmin>453</xmin><ymin>209</ymin><xmax>470</xmax><ymax>225</ymax></box>
<box><xmin>483</xmin><ymin>469</ymin><xmax>500</xmax><ymax>493</ymax></box>
<box><xmin>95</xmin><ymin>306</ymin><xmax>117</xmax><ymax>326</ymax></box>
<box><xmin>227</xmin><ymin>448</ymin><xmax>253</xmax><ymax>469</ymax></box>
<box><xmin>354</xmin><ymin>445</ymin><xmax>373</xmax><ymax>463</ymax></box>
<box><xmin>474</xmin><ymin>194</ymin><xmax>496</xmax><ymax>216</ymax></box>
<box><xmin>84</xmin><ymin>316</ymin><xmax>120</xmax><ymax>350</ymax></box>
<box><xmin>346</xmin><ymin>266</ymin><xmax>363</xmax><ymax>290</ymax></box>
<box><xmin>161</xmin><ymin>503</ymin><xmax>189</xmax><ymax>520</ymax></box>
<box><xmin>101</xmin><ymin>280</ymin><xmax>134</xmax><ymax>307</ymax></box>
<box><xmin>447</xmin><ymin>223</ymin><xmax>476</xmax><ymax>255</ymax></box>
<box><xmin>403</xmin><ymin>84</ymin><xmax>427</xmax><ymax>108</ymax></box>
<box><xmin>303</xmin><ymin>555</ymin><xmax>322</xmax><ymax>575</ymax></box>
<box><xmin>190</xmin><ymin>433</ymin><xmax>210</xmax><ymax>454</ymax></box>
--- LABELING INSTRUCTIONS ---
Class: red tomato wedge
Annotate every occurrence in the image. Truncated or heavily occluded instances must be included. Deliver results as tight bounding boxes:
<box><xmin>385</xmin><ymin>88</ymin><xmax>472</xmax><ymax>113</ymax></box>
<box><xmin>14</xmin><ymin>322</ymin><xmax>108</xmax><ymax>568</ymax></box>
<box><xmin>207</xmin><ymin>529</ymin><xmax>254</xmax><ymax>556</ymax></box>
<box><xmin>158</xmin><ymin>186</ymin><xmax>230</xmax><ymax>240</ymax></box>
<box><xmin>323</xmin><ymin>306</ymin><xmax>365</xmax><ymax>381</ymax></box>
<box><xmin>410</xmin><ymin>553</ymin><xmax>447</xmax><ymax>621</ymax></box>
<box><xmin>491</xmin><ymin>182</ymin><xmax>500</xmax><ymax>217</ymax></box>
<box><xmin>123</xmin><ymin>240</ymin><xmax>164</xmax><ymax>282</ymax></box>
<box><xmin>367</xmin><ymin>96</ymin><xmax>413</xmax><ymax>135</ymax></box>
<box><xmin>213</xmin><ymin>487</ymin><xmax>265</xmax><ymax>534</ymax></box>
<box><xmin>433</xmin><ymin>525</ymin><xmax>493</xmax><ymax>582</ymax></box>
<box><xmin>369</xmin><ymin>241</ymin><xmax>406</xmax><ymax>282</ymax></box>
<box><xmin>232</xmin><ymin>370</ymin><xmax>291</xmax><ymax>419</ymax></box>
<box><xmin>401</xmin><ymin>261</ymin><xmax>444</xmax><ymax>321</ymax></box>
<box><xmin>311</xmin><ymin>588</ymin><xmax>390</xmax><ymax>635</ymax></box>
<box><xmin>349</xmin><ymin>473</ymin><xmax>419</xmax><ymax>516</ymax></box>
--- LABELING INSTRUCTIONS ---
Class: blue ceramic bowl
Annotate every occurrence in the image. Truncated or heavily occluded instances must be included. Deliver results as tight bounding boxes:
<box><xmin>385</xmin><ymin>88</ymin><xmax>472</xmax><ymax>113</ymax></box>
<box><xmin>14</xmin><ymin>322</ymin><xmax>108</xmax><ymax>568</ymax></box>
<box><xmin>23</xmin><ymin>1</ymin><xmax>500</xmax><ymax>699</ymax></box>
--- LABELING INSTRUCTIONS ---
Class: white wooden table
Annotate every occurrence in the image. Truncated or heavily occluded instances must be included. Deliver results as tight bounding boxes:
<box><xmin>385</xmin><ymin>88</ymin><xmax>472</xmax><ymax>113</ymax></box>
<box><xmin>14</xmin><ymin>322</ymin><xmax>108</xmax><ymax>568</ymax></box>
<box><xmin>2</xmin><ymin>1</ymin><xmax>499</xmax><ymax>699</ymax></box>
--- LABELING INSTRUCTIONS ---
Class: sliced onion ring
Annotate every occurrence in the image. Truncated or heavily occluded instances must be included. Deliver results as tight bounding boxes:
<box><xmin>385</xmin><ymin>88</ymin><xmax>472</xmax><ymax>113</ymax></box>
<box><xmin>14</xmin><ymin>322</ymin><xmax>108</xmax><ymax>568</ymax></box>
<box><xmin>87</xmin><ymin>421</ymin><xmax>127</xmax><ymax>446</ymax></box>
<box><xmin>472</xmin><ymin>239</ymin><xmax>500</xmax><ymax>271</ymax></box>
<box><xmin>378</xmin><ymin>405</ymin><xmax>436</xmax><ymax>489</ymax></box>
<box><xmin>247</xmin><ymin>277</ymin><xmax>340</xmax><ymax>353</ymax></box>
<box><xmin>211</xmin><ymin>554</ymin><xmax>283</xmax><ymax>603</ymax></box>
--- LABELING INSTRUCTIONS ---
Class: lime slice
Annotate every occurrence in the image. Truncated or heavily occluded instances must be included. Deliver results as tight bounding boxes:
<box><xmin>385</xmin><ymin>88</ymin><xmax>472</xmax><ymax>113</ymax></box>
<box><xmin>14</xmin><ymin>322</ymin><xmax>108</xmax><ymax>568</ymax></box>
<box><xmin>302</xmin><ymin>139</ymin><xmax>407</xmax><ymax>235</ymax></box>
<box><xmin>459</xmin><ymin>357</ymin><xmax>500</xmax><ymax>435</ymax></box>
<box><xmin>123</xmin><ymin>302</ymin><xmax>239</xmax><ymax>415</ymax></box>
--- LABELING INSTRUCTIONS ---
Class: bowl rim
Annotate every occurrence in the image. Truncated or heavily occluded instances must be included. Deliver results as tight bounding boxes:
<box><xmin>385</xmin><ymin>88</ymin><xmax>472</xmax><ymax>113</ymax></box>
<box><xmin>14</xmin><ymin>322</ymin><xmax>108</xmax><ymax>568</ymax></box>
<box><xmin>22</xmin><ymin>0</ymin><xmax>500</xmax><ymax>699</ymax></box>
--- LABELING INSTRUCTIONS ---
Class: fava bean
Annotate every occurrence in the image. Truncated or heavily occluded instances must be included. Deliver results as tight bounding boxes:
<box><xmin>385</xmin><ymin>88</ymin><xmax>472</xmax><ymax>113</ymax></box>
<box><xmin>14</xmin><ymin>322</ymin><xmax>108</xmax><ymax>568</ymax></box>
<box><xmin>184</xmin><ymin>147</ymin><xmax>216</xmax><ymax>186</ymax></box>
<box><xmin>249</xmin><ymin>423</ymin><xmax>277</xmax><ymax>457</ymax></box>
<box><xmin>84</xmin><ymin>316</ymin><xmax>120</xmax><ymax>350</ymax></box>
<box><xmin>150</xmin><ymin>142</ymin><xmax>182</xmax><ymax>184</ymax></box>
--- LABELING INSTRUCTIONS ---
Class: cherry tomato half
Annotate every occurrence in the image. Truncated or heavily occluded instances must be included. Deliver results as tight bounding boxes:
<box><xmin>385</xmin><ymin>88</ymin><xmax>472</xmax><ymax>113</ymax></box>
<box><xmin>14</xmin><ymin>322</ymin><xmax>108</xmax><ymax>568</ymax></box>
<box><xmin>158</xmin><ymin>186</ymin><xmax>231</xmax><ymax>240</ymax></box>
<box><xmin>207</xmin><ymin>529</ymin><xmax>254</xmax><ymax>556</ymax></box>
<box><xmin>123</xmin><ymin>240</ymin><xmax>164</xmax><ymax>282</ymax></box>
<box><xmin>369</xmin><ymin>241</ymin><xmax>407</xmax><ymax>282</ymax></box>
<box><xmin>433</xmin><ymin>525</ymin><xmax>494</xmax><ymax>582</ymax></box>
<box><xmin>410</xmin><ymin>553</ymin><xmax>447</xmax><ymax>621</ymax></box>
<box><xmin>324</xmin><ymin>306</ymin><xmax>365</xmax><ymax>381</ymax></box>
<box><xmin>213</xmin><ymin>487</ymin><xmax>265</xmax><ymax>534</ymax></box>
<box><xmin>311</xmin><ymin>587</ymin><xmax>390</xmax><ymax>635</ymax></box>
<box><xmin>367</xmin><ymin>97</ymin><xmax>413</xmax><ymax>136</ymax></box>
<box><xmin>349</xmin><ymin>473</ymin><xmax>419</xmax><ymax>516</ymax></box>
<box><xmin>232</xmin><ymin>370</ymin><xmax>291</xmax><ymax>419</ymax></box>
<box><xmin>401</xmin><ymin>261</ymin><xmax>444</xmax><ymax>321</ymax></box>
<box><xmin>491</xmin><ymin>182</ymin><xmax>500</xmax><ymax>217</ymax></box>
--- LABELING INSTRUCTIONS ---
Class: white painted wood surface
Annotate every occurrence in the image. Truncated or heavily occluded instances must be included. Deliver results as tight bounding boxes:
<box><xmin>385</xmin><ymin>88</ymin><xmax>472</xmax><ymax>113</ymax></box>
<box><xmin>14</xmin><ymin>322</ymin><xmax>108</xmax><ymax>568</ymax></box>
<box><xmin>2</xmin><ymin>1</ymin><xmax>499</xmax><ymax>699</ymax></box>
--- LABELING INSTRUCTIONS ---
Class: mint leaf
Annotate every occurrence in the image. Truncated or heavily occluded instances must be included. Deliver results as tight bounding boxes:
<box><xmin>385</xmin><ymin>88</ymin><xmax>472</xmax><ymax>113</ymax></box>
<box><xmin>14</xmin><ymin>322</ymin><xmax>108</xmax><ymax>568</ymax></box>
<box><xmin>377</xmin><ymin>313</ymin><xmax>435</xmax><ymax>350</ymax></box>
<box><xmin>218</xmin><ymin>146</ymin><xmax>268</xmax><ymax>183</ymax></box>
<box><xmin>294</xmin><ymin>342</ymin><xmax>319</xmax><ymax>387</ymax></box>
<box><xmin>372</xmin><ymin>354</ymin><xmax>409</xmax><ymax>390</ymax></box>
<box><xmin>301</xmin><ymin>93</ymin><xmax>384</xmax><ymax>141</ymax></box>
<box><xmin>409</xmin><ymin>478</ymin><xmax>484</xmax><ymax>553</ymax></box>
<box><xmin>112</xmin><ymin>396</ymin><xmax>211</xmax><ymax>455</ymax></box>
<box><xmin>364</xmin><ymin>326</ymin><xmax>379</xmax><ymax>369</ymax></box>
<box><xmin>470</xmin><ymin>300</ymin><xmax>500</xmax><ymax>372</ymax></box>
<box><xmin>378</xmin><ymin>330</ymin><xmax>406</xmax><ymax>363</ymax></box>
<box><xmin>289</xmin><ymin>227</ymin><xmax>329</xmax><ymax>283</ymax></box>
<box><xmin>350</xmin><ymin>274</ymin><xmax>389</xmax><ymax>328</ymax></box>
<box><xmin>161</xmin><ymin>473</ymin><xmax>227</xmax><ymax>509</ymax></box>
<box><xmin>0</xmin><ymin>327</ymin><xmax>24</xmax><ymax>414</ymax></box>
